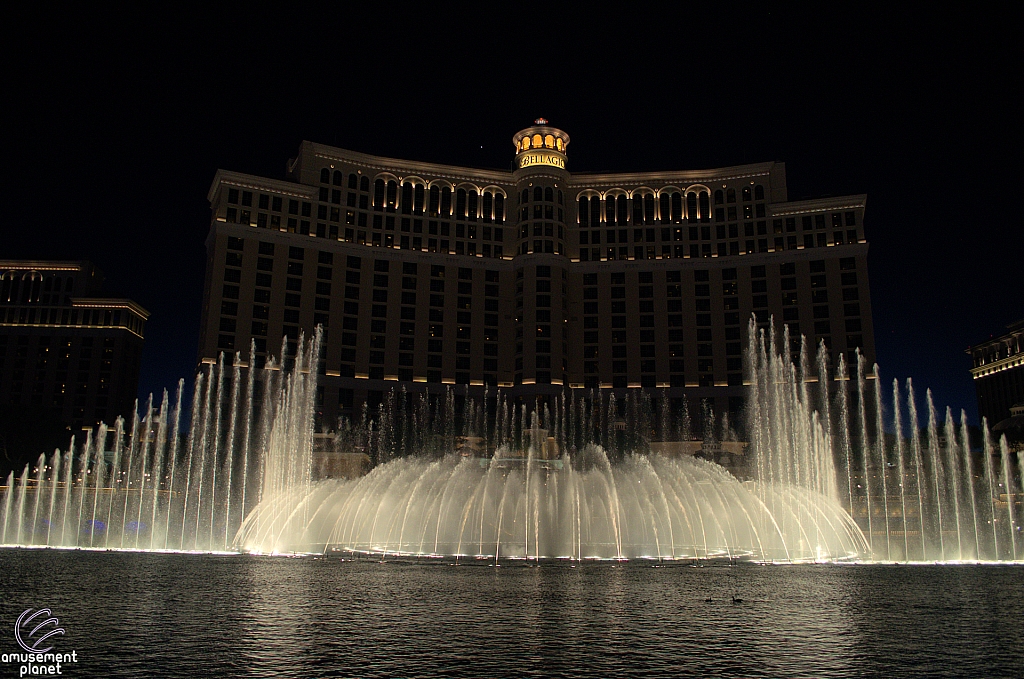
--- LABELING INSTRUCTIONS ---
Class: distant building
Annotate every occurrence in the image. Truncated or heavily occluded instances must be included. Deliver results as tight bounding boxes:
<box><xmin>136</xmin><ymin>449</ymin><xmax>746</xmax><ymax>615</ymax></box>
<box><xmin>0</xmin><ymin>261</ymin><xmax>148</xmax><ymax>432</ymax></box>
<box><xmin>968</xmin><ymin>318</ymin><xmax>1024</xmax><ymax>425</ymax></box>
<box><xmin>199</xmin><ymin>121</ymin><xmax>874</xmax><ymax>430</ymax></box>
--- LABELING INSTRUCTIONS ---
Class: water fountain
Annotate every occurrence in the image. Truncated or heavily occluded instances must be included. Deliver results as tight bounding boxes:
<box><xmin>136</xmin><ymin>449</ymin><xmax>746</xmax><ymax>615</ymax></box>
<box><xmin>0</xmin><ymin>321</ymin><xmax>1020</xmax><ymax>562</ymax></box>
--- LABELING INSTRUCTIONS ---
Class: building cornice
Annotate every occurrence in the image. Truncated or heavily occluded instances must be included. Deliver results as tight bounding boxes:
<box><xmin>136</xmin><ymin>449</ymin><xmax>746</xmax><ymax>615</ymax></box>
<box><xmin>208</xmin><ymin>170</ymin><xmax>318</xmax><ymax>203</ymax></box>
<box><xmin>565</xmin><ymin>162</ymin><xmax>778</xmax><ymax>189</ymax></box>
<box><xmin>72</xmin><ymin>298</ymin><xmax>150</xmax><ymax>319</ymax></box>
<box><xmin>0</xmin><ymin>261</ymin><xmax>85</xmax><ymax>271</ymax></box>
<box><xmin>303</xmin><ymin>141</ymin><xmax>514</xmax><ymax>186</ymax></box>
<box><xmin>970</xmin><ymin>353</ymin><xmax>1024</xmax><ymax>379</ymax></box>
<box><xmin>299</xmin><ymin>143</ymin><xmax>794</xmax><ymax>192</ymax></box>
<box><xmin>769</xmin><ymin>195</ymin><xmax>868</xmax><ymax>216</ymax></box>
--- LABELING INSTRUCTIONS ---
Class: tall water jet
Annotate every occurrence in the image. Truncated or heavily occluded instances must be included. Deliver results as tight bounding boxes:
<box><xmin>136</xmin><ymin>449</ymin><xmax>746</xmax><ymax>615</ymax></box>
<box><xmin>906</xmin><ymin>379</ymin><xmax>927</xmax><ymax>561</ymax></box>
<box><xmin>892</xmin><ymin>378</ymin><xmax>908</xmax><ymax>561</ymax></box>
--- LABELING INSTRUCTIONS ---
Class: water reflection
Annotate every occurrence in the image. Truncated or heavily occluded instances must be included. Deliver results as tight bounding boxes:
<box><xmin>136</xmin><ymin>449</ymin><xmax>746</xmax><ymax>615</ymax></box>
<box><xmin>0</xmin><ymin>551</ymin><xmax>1020</xmax><ymax>678</ymax></box>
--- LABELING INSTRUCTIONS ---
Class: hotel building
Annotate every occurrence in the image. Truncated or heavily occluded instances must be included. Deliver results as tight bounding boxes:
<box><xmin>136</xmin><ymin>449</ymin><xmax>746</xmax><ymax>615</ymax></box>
<box><xmin>199</xmin><ymin>121</ymin><xmax>874</xmax><ymax>430</ymax></box>
<box><xmin>968</xmin><ymin>318</ymin><xmax>1024</xmax><ymax>425</ymax></box>
<box><xmin>0</xmin><ymin>261</ymin><xmax>148</xmax><ymax>431</ymax></box>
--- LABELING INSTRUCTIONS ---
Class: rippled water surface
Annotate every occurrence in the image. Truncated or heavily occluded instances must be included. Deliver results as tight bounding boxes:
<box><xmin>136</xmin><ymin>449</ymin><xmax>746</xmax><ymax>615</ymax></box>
<box><xmin>0</xmin><ymin>550</ymin><xmax>1021</xmax><ymax>678</ymax></box>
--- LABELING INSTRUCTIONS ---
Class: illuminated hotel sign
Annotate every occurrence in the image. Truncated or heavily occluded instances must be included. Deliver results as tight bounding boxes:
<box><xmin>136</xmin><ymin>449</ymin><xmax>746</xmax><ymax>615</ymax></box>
<box><xmin>518</xmin><ymin>151</ymin><xmax>565</xmax><ymax>170</ymax></box>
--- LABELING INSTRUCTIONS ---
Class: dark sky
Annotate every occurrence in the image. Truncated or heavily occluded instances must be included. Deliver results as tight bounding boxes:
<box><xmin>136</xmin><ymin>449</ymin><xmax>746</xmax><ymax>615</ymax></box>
<box><xmin>3</xmin><ymin>6</ymin><xmax>1020</xmax><ymax>425</ymax></box>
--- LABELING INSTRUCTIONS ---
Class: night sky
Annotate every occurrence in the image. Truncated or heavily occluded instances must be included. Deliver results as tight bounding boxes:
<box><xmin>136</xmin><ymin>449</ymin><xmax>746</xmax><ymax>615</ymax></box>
<box><xmin>4</xmin><ymin>7</ymin><xmax>1020</xmax><ymax>425</ymax></box>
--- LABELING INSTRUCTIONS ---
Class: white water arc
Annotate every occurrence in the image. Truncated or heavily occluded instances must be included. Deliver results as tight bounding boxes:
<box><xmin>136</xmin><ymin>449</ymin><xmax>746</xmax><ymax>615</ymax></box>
<box><xmin>235</xmin><ymin>449</ymin><xmax>865</xmax><ymax>561</ymax></box>
<box><xmin>236</xmin><ymin>321</ymin><xmax>865</xmax><ymax>560</ymax></box>
<box><xmin>1</xmin><ymin>321</ymin><xmax>1021</xmax><ymax>562</ymax></box>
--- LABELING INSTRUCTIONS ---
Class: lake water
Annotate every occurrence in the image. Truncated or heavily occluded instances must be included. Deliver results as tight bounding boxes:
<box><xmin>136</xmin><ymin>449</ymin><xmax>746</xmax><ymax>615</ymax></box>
<box><xmin>0</xmin><ymin>550</ymin><xmax>1021</xmax><ymax>678</ymax></box>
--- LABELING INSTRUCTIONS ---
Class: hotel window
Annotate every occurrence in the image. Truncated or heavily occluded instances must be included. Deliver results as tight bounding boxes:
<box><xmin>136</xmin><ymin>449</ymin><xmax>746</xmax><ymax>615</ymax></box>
<box><xmin>683</xmin><ymin>192</ymin><xmax>697</xmax><ymax>223</ymax></box>
<box><xmin>400</xmin><ymin>182</ymin><xmax>413</xmax><ymax>214</ymax></box>
<box><xmin>385</xmin><ymin>180</ymin><xmax>397</xmax><ymax>209</ymax></box>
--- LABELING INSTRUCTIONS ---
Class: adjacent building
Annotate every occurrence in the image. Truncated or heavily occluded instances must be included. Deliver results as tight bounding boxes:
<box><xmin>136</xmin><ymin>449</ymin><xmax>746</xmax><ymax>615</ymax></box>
<box><xmin>199</xmin><ymin>121</ymin><xmax>874</xmax><ymax>431</ymax></box>
<box><xmin>0</xmin><ymin>261</ymin><xmax>148</xmax><ymax>432</ymax></box>
<box><xmin>968</xmin><ymin>318</ymin><xmax>1024</xmax><ymax>425</ymax></box>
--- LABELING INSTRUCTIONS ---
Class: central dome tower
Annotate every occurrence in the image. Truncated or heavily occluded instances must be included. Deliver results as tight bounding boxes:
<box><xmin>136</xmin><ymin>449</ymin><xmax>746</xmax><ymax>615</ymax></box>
<box><xmin>509</xmin><ymin>120</ymin><xmax>571</xmax><ymax>390</ymax></box>
<box><xmin>512</xmin><ymin>119</ymin><xmax>570</xmax><ymax>173</ymax></box>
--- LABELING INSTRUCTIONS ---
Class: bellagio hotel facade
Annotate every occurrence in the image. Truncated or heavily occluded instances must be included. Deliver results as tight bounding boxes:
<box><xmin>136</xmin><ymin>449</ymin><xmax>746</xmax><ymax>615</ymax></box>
<box><xmin>199</xmin><ymin>120</ymin><xmax>874</xmax><ymax>427</ymax></box>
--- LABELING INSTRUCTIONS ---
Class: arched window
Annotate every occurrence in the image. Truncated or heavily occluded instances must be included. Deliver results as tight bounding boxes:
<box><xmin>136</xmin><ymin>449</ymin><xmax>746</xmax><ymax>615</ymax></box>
<box><xmin>401</xmin><ymin>182</ymin><xmax>413</xmax><ymax>214</ymax></box>
<box><xmin>333</xmin><ymin>170</ymin><xmax>343</xmax><ymax>186</ymax></box>
<box><xmin>544</xmin><ymin>134</ymin><xmax>555</xmax><ymax>148</ymax></box>
<box><xmin>373</xmin><ymin>179</ymin><xmax>385</xmax><ymax>208</ymax></box>
<box><xmin>522</xmin><ymin>189</ymin><xmax>529</xmax><ymax>204</ymax></box>
<box><xmin>456</xmin><ymin>188</ymin><xmax>467</xmax><ymax>219</ymax></box>
<box><xmin>589</xmin><ymin>196</ymin><xmax>601</xmax><ymax>227</ymax></box>
<box><xmin>556</xmin><ymin>138</ymin><xmax>563</xmax><ymax>151</ymax></box>
<box><xmin>742</xmin><ymin>186</ymin><xmax>752</xmax><ymax>201</ymax></box>
<box><xmin>482</xmin><ymin>192</ymin><xmax>493</xmax><ymax>223</ymax></box>
<box><xmin>25</xmin><ymin>273</ymin><xmax>41</xmax><ymax>303</ymax></box>
<box><xmin>579</xmin><ymin>196</ymin><xmax>589</xmax><ymax>225</ymax></box>
<box><xmin>429</xmin><ymin>186</ymin><xmax>440</xmax><ymax>215</ymax></box>
<box><xmin>386</xmin><ymin>180</ymin><xmax>398</xmax><ymax>210</ymax></box>
<box><xmin>521</xmin><ymin>138</ymin><xmax>530</xmax><ymax>151</ymax></box>
<box><xmin>726</xmin><ymin>188</ymin><xmax>736</xmax><ymax>203</ymax></box>
<box><xmin>1</xmin><ymin>273</ymin><xmax>15</xmax><ymax>303</ymax></box>
<box><xmin>686</xmin><ymin>192</ymin><xmax>698</xmax><ymax>223</ymax></box>
<box><xmin>633</xmin><ymin>195</ymin><xmax>644</xmax><ymax>224</ymax></box>
<box><xmin>714</xmin><ymin>190</ymin><xmax>724</xmax><ymax>204</ymax></box>
<box><xmin>557</xmin><ymin>190</ymin><xmax>563</xmax><ymax>205</ymax></box>
<box><xmin>616</xmin><ymin>195</ymin><xmax>628</xmax><ymax>225</ymax></box>
<box><xmin>544</xmin><ymin>187</ymin><xmax>553</xmax><ymax>202</ymax></box>
<box><xmin>605</xmin><ymin>197</ymin><xmax>617</xmax><ymax>226</ymax></box>
<box><xmin>698</xmin><ymin>192</ymin><xmax>710</xmax><ymax>222</ymax></box>
<box><xmin>348</xmin><ymin>173</ymin><xmax>358</xmax><ymax>189</ymax></box>
<box><xmin>659</xmin><ymin>193</ymin><xmax>670</xmax><ymax>222</ymax></box>
<box><xmin>320</xmin><ymin>168</ymin><xmax>330</xmax><ymax>183</ymax></box>
<box><xmin>467</xmin><ymin>190</ymin><xmax>478</xmax><ymax>220</ymax></box>
<box><xmin>414</xmin><ymin>184</ymin><xmax>425</xmax><ymax>214</ymax></box>
<box><xmin>441</xmin><ymin>187</ymin><xmax>452</xmax><ymax>216</ymax></box>
<box><xmin>360</xmin><ymin>176</ymin><xmax>370</xmax><ymax>192</ymax></box>
<box><xmin>534</xmin><ymin>186</ymin><xmax>543</xmax><ymax>202</ymax></box>
<box><xmin>754</xmin><ymin>184</ymin><xmax>765</xmax><ymax>200</ymax></box>
<box><xmin>671</xmin><ymin>192</ymin><xmax>683</xmax><ymax>222</ymax></box>
<box><xmin>532</xmin><ymin>134</ymin><xmax>542</xmax><ymax>148</ymax></box>
<box><xmin>644</xmin><ymin>194</ymin><xmax>655</xmax><ymax>224</ymax></box>
<box><xmin>494</xmin><ymin>194</ymin><xmax>504</xmax><ymax>223</ymax></box>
